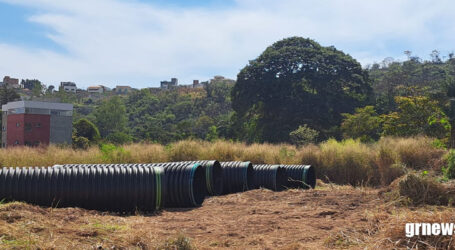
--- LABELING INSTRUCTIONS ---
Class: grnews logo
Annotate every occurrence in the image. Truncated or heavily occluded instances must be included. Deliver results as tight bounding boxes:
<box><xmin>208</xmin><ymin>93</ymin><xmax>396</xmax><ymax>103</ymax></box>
<box><xmin>406</xmin><ymin>223</ymin><xmax>455</xmax><ymax>237</ymax></box>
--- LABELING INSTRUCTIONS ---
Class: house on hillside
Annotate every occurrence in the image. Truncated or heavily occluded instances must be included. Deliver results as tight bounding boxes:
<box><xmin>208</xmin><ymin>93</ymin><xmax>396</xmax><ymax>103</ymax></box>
<box><xmin>60</xmin><ymin>82</ymin><xmax>77</xmax><ymax>93</ymax></box>
<box><xmin>3</xmin><ymin>76</ymin><xmax>20</xmax><ymax>89</ymax></box>
<box><xmin>87</xmin><ymin>85</ymin><xmax>111</xmax><ymax>94</ymax></box>
<box><xmin>160</xmin><ymin>78</ymin><xmax>178</xmax><ymax>89</ymax></box>
<box><xmin>114</xmin><ymin>85</ymin><xmax>132</xmax><ymax>94</ymax></box>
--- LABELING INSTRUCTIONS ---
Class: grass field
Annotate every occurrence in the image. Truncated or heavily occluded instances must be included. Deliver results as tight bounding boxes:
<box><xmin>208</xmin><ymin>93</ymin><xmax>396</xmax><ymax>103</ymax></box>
<box><xmin>0</xmin><ymin>136</ymin><xmax>444</xmax><ymax>186</ymax></box>
<box><xmin>0</xmin><ymin>136</ymin><xmax>453</xmax><ymax>249</ymax></box>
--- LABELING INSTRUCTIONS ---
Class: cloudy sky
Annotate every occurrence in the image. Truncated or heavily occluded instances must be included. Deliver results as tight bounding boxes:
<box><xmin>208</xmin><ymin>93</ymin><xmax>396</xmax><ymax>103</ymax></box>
<box><xmin>0</xmin><ymin>0</ymin><xmax>454</xmax><ymax>88</ymax></box>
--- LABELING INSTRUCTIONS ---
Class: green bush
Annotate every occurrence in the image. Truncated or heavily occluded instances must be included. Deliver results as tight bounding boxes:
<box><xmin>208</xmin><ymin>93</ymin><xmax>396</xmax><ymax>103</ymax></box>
<box><xmin>289</xmin><ymin>124</ymin><xmax>319</xmax><ymax>146</ymax></box>
<box><xmin>99</xmin><ymin>143</ymin><xmax>132</xmax><ymax>163</ymax></box>
<box><xmin>72</xmin><ymin>136</ymin><xmax>90</xmax><ymax>150</ymax></box>
<box><xmin>73</xmin><ymin>118</ymin><xmax>100</xmax><ymax>143</ymax></box>
<box><xmin>443</xmin><ymin>150</ymin><xmax>455</xmax><ymax>179</ymax></box>
<box><xmin>106</xmin><ymin>131</ymin><xmax>133</xmax><ymax>145</ymax></box>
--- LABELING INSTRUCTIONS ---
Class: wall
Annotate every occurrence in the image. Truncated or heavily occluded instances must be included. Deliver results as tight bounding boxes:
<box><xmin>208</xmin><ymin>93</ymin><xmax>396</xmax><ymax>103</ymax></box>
<box><xmin>50</xmin><ymin>115</ymin><xmax>72</xmax><ymax>145</ymax></box>
<box><xmin>23</xmin><ymin>114</ymin><xmax>51</xmax><ymax>146</ymax></box>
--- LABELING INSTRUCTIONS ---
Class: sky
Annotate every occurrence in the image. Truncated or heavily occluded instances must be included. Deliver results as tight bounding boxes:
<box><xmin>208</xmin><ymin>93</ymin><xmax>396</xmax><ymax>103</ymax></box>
<box><xmin>0</xmin><ymin>0</ymin><xmax>455</xmax><ymax>89</ymax></box>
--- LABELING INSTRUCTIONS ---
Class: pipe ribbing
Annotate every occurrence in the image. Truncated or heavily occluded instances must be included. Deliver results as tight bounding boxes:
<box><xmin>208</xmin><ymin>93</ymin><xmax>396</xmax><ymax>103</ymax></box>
<box><xmin>0</xmin><ymin>166</ymin><xmax>163</xmax><ymax>213</ymax></box>
<box><xmin>177</xmin><ymin>160</ymin><xmax>223</xmax><ymax>196</ymax></box>
<box><xmin>219</xmin><ymin>161</ymin><xmax>254</xmax><ymax>194</ymax></box>
<box><xmin>281</xmin><ymin>165</ymin><xmax>316</xmax><ymax>189</ymax></box>
<box><xmin>252</xmin><ymin>165</ymin><xmax>287</xmax><ymax>191</ymax></box>
<box><xmin>54</xmin><ymin>162</ymin><xmax>206</xmax><ymax>207</ymax></box>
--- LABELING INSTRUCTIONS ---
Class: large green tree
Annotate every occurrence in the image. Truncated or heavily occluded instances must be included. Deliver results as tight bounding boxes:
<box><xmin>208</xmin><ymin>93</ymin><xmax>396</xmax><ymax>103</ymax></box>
<box><xmin>94</xmin><ymin>96</ymin><xmax>128</xmax><ymax>138</ymax></box>
<box><xmin>232</xmin><ymin>37</ymin><xmax>372</xmax><ymax>142</ymax></box>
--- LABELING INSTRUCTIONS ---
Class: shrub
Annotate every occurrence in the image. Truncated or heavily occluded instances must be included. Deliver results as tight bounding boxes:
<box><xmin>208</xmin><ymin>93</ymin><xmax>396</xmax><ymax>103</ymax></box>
<box><xmin>106</xmin><ymin>131</ymin><xmax>133</xmax><ymax>145</ymax></box>
<box><xmin>398</xmin><ymin>174</ymin><xmax>449</xmax><ymax>205</ymax></box>
<box><xmin>378</xmin><ymin>137</ymin><xmax>444</xmax><ymax>169</ymax></box>
<box><xmin>73</xmin><ymin>118</ymin><xmax>100</xmax><ymax>143</ymax></box>
<box><xmin>99</xmin><ymin>143</ymin><xmax>132</xmax><ymax>163</ymax></box>
<box><xmin>341</xmin><ymin>105</ymin><xmax>382</xmax><ymax>142</ymax></box>
<box><xmin>318</xmin><ymin>139</ymin><xmax>377</xmax><ymax>186</ymax></box>
<box><xmin>72</xmin><ymin>136</ymin><xmax>90</xmax><ymax>150</ymax></box>
<box><xmin>167</xmin><ymin>140</ymin><xmax>204</xmax><ymax>161</ymax></box>
<box><xmin>443</xmin><ymin>149</ymin><xmax>455</xmax><ymax>179</ymax></box>
<box><xmin>289</xmin><ymin>124</ymin><xmax>319</xmax><ymax>146</ymax></box>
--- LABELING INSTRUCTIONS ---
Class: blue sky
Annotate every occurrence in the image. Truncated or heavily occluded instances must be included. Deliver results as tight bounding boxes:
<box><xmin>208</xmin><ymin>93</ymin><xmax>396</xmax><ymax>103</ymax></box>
<box><xmin>0</xmin><ymin>0</ymin><xmax>454</xmax><ymax>88</ymax></box>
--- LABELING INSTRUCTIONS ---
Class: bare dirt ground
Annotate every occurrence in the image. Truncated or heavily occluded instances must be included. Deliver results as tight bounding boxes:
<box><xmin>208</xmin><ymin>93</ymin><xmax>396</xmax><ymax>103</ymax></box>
<box><xmin>0</xmin><ymin>184</ymin><xmax>389</xmax><ymax>249</ymax></box>
<box><xmin>1</xmin><ymin>183</ymin><xmax>450</xmax><ymax>249</ymax></box>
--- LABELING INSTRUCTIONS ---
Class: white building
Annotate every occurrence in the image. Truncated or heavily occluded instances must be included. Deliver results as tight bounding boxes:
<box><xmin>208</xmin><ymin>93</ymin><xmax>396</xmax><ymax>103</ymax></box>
<box><xmin>60</xmin><ymin>82</ymin><xmax>77</xmax><ymax>93</ymax></box>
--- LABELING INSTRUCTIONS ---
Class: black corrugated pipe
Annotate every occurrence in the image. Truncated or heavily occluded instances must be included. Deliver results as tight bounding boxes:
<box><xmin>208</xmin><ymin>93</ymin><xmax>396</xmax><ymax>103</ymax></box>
<box><xmin>54</xmin><ymin>162</ymin><xmax>206</xmax><ymax>207</ymax></box>
<box><xmin>0</xmin><ymin>166</ymin><xmax>164</xmax><ymax>213</ymax></box>
<box><xmin>281</xmin><ymin>165</ymin><xmax>316</xmax><ymax>189</ymax></box>
<box><xmin>219</xmin><ymin>161</ymin><xmax>254</xmax><ymax>194</ymax></box>
<box><xmin>177</xmin><ymin>160</ymin><xmax>223</xmax><ymax>196</ymax></box>
<box><xmin>252</xmin><ymin>165</ymin><xmax>287</xmax><ymax>191</ymax></box>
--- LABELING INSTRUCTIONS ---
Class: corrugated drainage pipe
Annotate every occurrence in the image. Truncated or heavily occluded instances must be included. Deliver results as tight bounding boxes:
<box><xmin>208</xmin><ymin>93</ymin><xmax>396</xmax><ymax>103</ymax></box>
<box><xmin>54</xmin><ymin>162</ymin><xmax>206</xmax><ymax>207</ymax></box>
<box><xmin>0</xmin><ymin>166</ymin><xmax>164</xmax><ymax>213</ymax></box>
<box><xmin>177</xmin><ymin>160</ymin><xmax>223</xmax><ymax>196</ymax></box>
<box><xmin>252</xmin><ymin>165</ymin><xmax>287</xmax><ymax>191</ymax></box>
<box><xmin>219</xmin><ymin>161</ymin><xmax>254</xmax><ymax>194</ymax></box>
<box><xmin>282</xmin><ymin>165</ymin><xmax>316</xmax><ymax>189</ymax></box>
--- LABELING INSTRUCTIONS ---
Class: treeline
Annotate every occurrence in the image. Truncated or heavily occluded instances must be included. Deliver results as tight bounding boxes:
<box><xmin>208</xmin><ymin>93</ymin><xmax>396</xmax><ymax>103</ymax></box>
<box><xmin>70</xmin><ymin>79</ymin><xmax>235</xmax><ymax>147</ymax></box>
<box><xmin>6</xmin><ymin>37</ymin><xmax>455</xmax><ymax>147</ymax></box>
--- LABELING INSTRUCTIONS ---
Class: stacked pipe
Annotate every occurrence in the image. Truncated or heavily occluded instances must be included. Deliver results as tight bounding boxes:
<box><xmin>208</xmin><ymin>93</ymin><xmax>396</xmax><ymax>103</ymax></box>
<box><xmin>219</xmin><ymin>161</ymin><xmax>255</xmax><ymax>194</ymax></box>
<box><xmin>281</xmin><ymin>165</ymin><xmax>316</xmax><ymax>189</ymax></box>
<box><xmin>252</xmin><ymin>165</ymin><xmax>287</xmax><ymax>191</ymax></box>
<box><xmin>0</xmin><ymin>166</ymin><xmax>164</xmax><ymax>213</ymax></box>
<box><xmin>54</xmin><ymin>163</ymin><xmax>207</xmax><ymax>208</ymax></box>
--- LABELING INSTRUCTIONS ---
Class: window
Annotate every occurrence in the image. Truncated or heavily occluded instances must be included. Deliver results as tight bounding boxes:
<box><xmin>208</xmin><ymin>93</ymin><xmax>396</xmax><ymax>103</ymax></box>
<box><xmin>16</xmin><ymin>122</ymin><xmax>20</xmax><ymax>127</ymax></box>
<box><xmin>14</xmin><ymin>140</ymin><xmax>19</xmax><ymax>145</ymax></box>
<box><xmin>35</xmin><ymin>123</ymin><xmax>41</xmax><ymax>128</ymax></box>
<box><xmin>2</xmin><ymin>126</ymin><xmax>4</xmax><ymax>131</ymax></box>
<box><xmin>25</xmin><ymin>123</ymin><xmax>32</xmax><ymax>132</ymax></box>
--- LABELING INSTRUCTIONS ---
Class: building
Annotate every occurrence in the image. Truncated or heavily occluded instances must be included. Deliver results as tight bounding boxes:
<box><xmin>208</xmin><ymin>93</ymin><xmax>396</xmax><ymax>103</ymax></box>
<box><xmin>192</xmin><ymin>80</ymin><xmax>204</xmax><ymax>88</ymax></box>
<box><xmin>1</xmin><ymin>101</ymin><xmax>73</xmax><ymax>147</ymax></box>
<box><xmin>114</xmin><ymin>85</ymin><xmax>132</xmax><ymax>94</ymax></box>
<box><xmin>60</xmin><ymin>82</ymin><xmax>77</xmax><ymax>93</ymax></box>
<box><xmin>3</xmin><ymin>76</ymin><xmax>20</xmax><ymax>89</ymax></box>
<box><xmin>87</xmin><ymin>85</ymin><xmax>111</xmax><ymax>93</ymax></box>
<box><xmin>160</xmin><ymin>78</ymin><xmax>178</xmax><ymax>89</ymax></box>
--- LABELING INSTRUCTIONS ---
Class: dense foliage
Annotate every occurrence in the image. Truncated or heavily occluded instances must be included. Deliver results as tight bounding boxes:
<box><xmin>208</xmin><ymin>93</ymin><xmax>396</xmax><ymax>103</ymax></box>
<box><xmin>232</xmin><ymin>37</ymin><xmax>372</xmax><ymax>143</ymax></box>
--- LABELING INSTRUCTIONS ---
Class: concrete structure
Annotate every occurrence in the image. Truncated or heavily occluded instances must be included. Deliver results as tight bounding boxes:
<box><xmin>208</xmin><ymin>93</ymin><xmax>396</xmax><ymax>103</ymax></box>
<box><xmin>1</xmin><ymin>101</ymin><xmax>73</xmax><ymax>147</ymax></box>
<box><xmin>60</xmin><ymin>82</ymin><xmax>77</xmax><ymax>93</ymax></box>
<box><xmin>160</xmin><ymin>78</ymin><xmax>178</xmax><ymax>89</ymax></box>
<box><xmin>3</xmin><ymin>76</ymin><xmax>20</xmax><ymax>89</ymax></box>
<box><xmin>192</xmin><ymin>80</ymin><xmax>204</xmax><ymax>88</ymax></box>
<box><xmin>115</xmin><ymin>85</ymin><xmax>132</xmax><ymax>94</ymax></box>
<box><xmin>87</xmin><ymin>85</ymin><xmax>110</xmax><ymax>93</ymax></box>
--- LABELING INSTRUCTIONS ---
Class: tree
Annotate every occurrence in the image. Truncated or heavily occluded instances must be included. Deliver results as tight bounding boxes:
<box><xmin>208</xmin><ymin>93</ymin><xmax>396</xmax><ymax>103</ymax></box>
<box><xmin>231</xmin><ymin>37</ymin><xmax>372</xmax><ymax>143</ymax></box>
<box><xmin>382</xmin><ymin>96</ymin><xmax>450</xmax><ymax>139</ymax></box>
<box><xmin>341</xmin><ymin>106</ymin><xmax>382</xmax><ymax>142</ymax></box>
<box><xmin>94</xmin><ymin>96</ymin><xmax>128</xmax><ymax>138</ymax></box>
<box><xmin>0</xmin><ymin>85</ymin><xmax>19</xmax><ymax>105</ymax></box>
<box><xmin>21</xmin><ymin>79</ymin><xmax>42</xmax><ymax>90</ymax></box>
<box><xmin>73</xmin><ymin>118</ymin><xmax>101</xmax><ymax>142</ymax></box>
<box><xmin>289</xmin><ymin>124</ymin><xmax>319</xmax><ymax>146</ymax></box>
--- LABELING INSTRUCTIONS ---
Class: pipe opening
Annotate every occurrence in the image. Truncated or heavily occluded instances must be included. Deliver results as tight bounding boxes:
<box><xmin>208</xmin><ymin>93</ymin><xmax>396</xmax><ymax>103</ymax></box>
<box><xmin>211</xmin><ymin>161</ymin><xmax>223</xmax><ymax>196</ymax></box>
<box><xmin>275</xmin><ymin>167</ymin><xmax>288</xmax><ymax>191</ymax></box>
<box><xmin>304</xmin><ymin>166</ymin><xmax>316</xmax><ymax>189</ymax></box>
<box><xmin>246</xmin><ymin>162</ymin><xmax>255</xmax><ymax>190</ymax></box>
<box><xmin>192</xmin><ymin>165</ymin><xmax>206</xmax><ymax>206</ymax></box>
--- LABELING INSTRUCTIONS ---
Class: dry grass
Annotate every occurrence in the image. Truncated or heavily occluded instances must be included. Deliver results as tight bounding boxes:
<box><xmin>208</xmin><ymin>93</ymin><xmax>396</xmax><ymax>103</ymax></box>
<box><xmin>0</xmin><ymin>136</ymin><xmax>444</xmax><ymax>187</ymax></box>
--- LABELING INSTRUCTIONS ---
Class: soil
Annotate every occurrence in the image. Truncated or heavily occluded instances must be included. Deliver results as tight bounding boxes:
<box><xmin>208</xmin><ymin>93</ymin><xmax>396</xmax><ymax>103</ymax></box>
<box><xmin>0</xmin><ymin>185</ymin><xmax>386</xmax><ymax>249</ymax></box>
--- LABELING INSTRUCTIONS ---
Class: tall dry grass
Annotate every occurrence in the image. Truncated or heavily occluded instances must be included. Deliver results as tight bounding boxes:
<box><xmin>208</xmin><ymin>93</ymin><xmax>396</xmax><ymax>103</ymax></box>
<box><xmin>0</xmin><ymin>136</ymin><xmax>444</xmax><ymax>186</ymax></box>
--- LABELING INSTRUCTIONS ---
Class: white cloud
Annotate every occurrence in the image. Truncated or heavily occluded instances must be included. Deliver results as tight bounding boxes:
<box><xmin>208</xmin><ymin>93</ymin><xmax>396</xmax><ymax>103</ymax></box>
<box><xmin>0</xmin><ymin>0</ymin><xmax>455</xmax><ymax>88</ymax></box>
